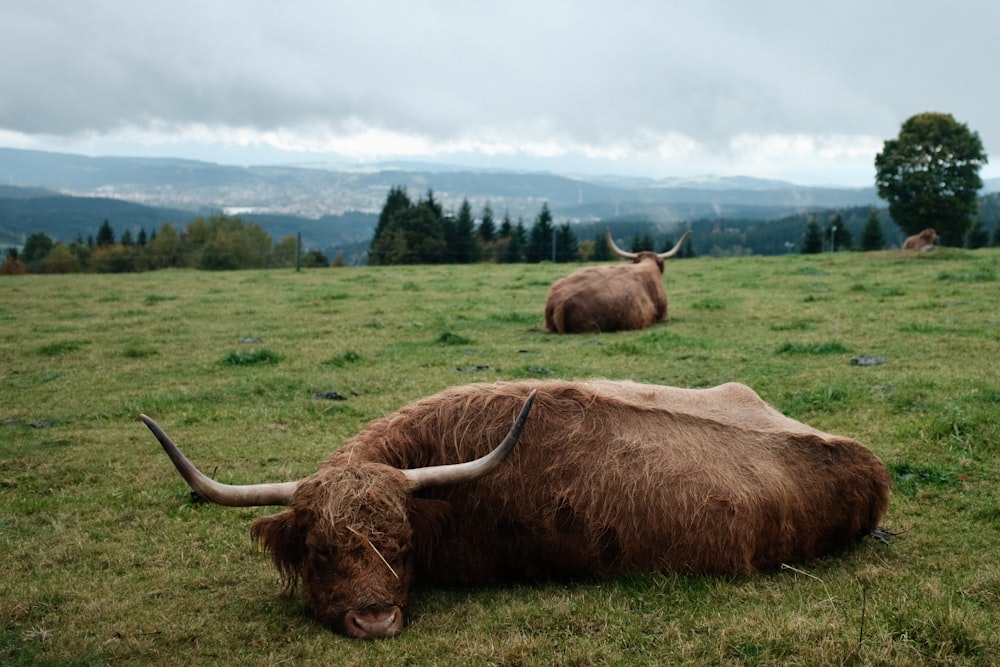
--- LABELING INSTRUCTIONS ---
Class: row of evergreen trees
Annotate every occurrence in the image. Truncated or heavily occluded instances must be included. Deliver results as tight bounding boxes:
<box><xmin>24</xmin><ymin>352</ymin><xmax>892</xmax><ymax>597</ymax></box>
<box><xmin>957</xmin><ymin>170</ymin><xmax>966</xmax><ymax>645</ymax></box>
<box><xmin>367</xmin><ymin>187</ymin><xmax>695</xmax><ymax>265</ymax></box>
<box><xmin>367</xmin><ymin>187</ymin><xmax>574</xmax><ymax>265</ymax></box>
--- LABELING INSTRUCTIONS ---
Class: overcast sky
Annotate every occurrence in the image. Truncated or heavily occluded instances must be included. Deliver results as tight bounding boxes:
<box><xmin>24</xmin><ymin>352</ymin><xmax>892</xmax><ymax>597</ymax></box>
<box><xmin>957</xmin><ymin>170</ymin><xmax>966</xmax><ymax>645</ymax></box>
<box><xmin>2</xmin><ymin>1</ymin><xmax>998</xmax><ymax>186</ymax></box>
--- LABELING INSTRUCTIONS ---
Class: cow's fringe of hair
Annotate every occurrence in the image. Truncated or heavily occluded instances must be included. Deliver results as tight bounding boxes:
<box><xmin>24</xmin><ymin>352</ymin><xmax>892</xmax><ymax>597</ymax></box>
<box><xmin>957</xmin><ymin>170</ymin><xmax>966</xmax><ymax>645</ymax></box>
<box><xmin>250</xmin><ymin>511</ymin><xmax>304</xmax><ymax>594</ymax></box>
<box><xmin>248</xmin><ymin>460</ymin><xmax>413</xmax><ymax>593</ymax></box>
<box><xmin>347</xmin><ymin>525</ymin><xmax>400</xmax><ymax>580</ymax></box>
<box><xmin>304</xmin><ymin>463</ymin><xmax>411</xmax><ymax>538</ymax></box>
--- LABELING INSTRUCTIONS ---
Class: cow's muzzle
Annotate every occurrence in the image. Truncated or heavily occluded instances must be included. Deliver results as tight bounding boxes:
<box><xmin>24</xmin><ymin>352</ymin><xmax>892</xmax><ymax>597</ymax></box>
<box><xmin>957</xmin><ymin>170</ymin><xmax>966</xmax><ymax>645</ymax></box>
<box><xmin>343</xmin><ymin>604</ymin><xmax>406</xmax><ymax>639</ymax></box>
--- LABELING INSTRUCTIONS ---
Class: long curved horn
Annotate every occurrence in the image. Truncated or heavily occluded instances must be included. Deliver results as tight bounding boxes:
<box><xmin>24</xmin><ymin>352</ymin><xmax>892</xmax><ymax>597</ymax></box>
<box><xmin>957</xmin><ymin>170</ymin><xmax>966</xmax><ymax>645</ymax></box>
<box><xmin>606</xmin><ymin>227</ymin><xmax>638</xmax><ymax>260</ymax></box>
<box><xmin>403</xmin><ymin>390</ymin><xmax>537</xmax><ymax>491</ymax></box>
<box><xmin>658</xmin><ymin>230</ymin><xmax>692</xmax><ymax>259</ymax></box>
<box><xmin>140</xmin><ymin>414</ymin><xmax>298</xmax><ymax>506</ymax></box>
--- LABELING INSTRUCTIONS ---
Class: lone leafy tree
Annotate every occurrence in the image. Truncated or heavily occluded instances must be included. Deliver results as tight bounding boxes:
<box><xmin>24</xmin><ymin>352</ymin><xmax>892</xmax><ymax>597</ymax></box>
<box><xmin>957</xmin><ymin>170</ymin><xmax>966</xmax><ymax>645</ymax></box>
<box><xmin>874</xmin><ymin>112</ymin><xmax>987</xmax><ymax>246</ymax></box>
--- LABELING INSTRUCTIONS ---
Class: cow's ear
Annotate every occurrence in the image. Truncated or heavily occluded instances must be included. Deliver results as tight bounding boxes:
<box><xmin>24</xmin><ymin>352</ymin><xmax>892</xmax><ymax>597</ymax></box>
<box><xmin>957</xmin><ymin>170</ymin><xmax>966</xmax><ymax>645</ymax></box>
<box><xmin>251</xmin><ymin>510</ymin><xmax>306</xmax><ymax>591</ymax></box>
<box><xmin>409</xmin><ymin>498</ymin><xmax>451</xmax><ymax>563</ymax></box>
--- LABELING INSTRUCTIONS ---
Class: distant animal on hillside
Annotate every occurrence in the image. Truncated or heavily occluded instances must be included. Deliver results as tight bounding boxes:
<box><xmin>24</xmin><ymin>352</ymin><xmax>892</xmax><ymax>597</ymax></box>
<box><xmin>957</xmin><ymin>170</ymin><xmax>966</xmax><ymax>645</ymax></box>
<box><xmin>902</xmin><ymin>228</ymin><xmax>938</xmax><ymax>250</ymax></box>
<box><xmin>543</xmin><ymin>229</ymin><xmax>691</xmax><ymax>333</ymax></box>
<box><xmin>140</xmin><ymin>379</ymin><xmax>890</xmax><ymax>638</ymax></box>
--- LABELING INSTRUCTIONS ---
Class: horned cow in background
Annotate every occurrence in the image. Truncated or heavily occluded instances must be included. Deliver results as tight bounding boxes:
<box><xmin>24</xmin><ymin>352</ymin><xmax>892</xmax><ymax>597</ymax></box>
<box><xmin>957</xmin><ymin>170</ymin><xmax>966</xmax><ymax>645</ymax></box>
<box><xmin>902</xmin><ymin>228</ymin><xmax>938</xmax><ymax>250</ymax></box>
<box><xmin>140</xmin><ymin>379</ymin><xmax>891</xmax><ymax>639</ymax></box>
<box><xmin>544</xmin><ymin>229</ymin><xmax>691</xmax><ymax>333</ymax></box>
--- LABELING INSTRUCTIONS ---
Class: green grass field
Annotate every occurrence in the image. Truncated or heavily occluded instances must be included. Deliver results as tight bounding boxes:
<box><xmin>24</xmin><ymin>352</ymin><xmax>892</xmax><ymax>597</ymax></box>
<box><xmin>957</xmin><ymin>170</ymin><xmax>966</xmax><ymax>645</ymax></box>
<box><xmin>2</xmin><ymin>248</ymin><xmax>999</xmax><ymax>665</ymax></box>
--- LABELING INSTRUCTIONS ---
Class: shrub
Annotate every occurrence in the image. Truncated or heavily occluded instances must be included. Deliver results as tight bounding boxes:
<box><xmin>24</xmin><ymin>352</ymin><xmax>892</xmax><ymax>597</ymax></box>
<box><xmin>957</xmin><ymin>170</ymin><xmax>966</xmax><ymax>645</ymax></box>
<box><xmin>220</xmin><ymin>349</ymin><xmax>282</xmax><ymax>366</ymax></box>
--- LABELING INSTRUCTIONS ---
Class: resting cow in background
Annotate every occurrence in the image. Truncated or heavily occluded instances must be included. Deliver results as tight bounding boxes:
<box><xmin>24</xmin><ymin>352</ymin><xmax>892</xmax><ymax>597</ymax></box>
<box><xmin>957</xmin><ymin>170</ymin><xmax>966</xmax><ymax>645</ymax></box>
<box><xmin>543</xmin><ymin>229</ymin><xmax>691</xmax><ymax>334</ymax></box>
<box><xmin>902</xmin><ymin>228</ymin><xmax>938</xmax><ymax>250</ymax></box>
<box><xmin>140</xmin><ymin>379</ymin><xmax>891</xmax><ymax>638</ymax></box>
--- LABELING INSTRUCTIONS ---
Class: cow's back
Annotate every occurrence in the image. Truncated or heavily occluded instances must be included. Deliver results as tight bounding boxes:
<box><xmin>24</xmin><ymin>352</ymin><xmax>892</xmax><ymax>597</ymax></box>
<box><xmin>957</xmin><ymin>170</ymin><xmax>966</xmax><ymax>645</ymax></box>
<box><xmin>543</xmin><ymin>264</ymin><xmax>666</xmax><ymax>333</ymax></box>
<box><xmin>379</xmin><ymin>380</ymin><xmax>890</xmax><ymax>583</ymax></box>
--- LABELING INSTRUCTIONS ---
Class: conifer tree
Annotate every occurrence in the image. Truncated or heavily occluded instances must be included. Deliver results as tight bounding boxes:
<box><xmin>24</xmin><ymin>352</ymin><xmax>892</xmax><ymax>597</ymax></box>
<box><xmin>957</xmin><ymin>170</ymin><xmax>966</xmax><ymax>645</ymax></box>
<box><xmin>368</xmin><ymin>186</ymin><xmax>412</xmax><ymax>265</ymax></box>
<box><xmin>591</xmin><ymin>230</ymin><xmax>611</xmax><ymax>261</ymax></box>
<box><xmin>503</xmin><ymin>219</ymin><xmax>527</xmax><ymax>263</ymax></box>
<box><xmin>801</xmin><ymin>219</ymin><xmax>824</xmax><ymax>254</ymax></box>
<box><xmin>825</xmin><ymin>214</ymin><xmax>852</xmax><ymax>251</ymax></box>
<box><xmin>449</xmin><ymin>199</ymin><xmax>479</xmax><ymax>263</ymax></box>
<box><xmin>631</xmin><ymin>232</ymin><xmax>655</xmax><ymax>252</ymax></box>
<box><xmin>861</xmin><ymin>209</ymin><xmax>886</xmax><ymax>251</ymax></box>
<box><xmin>478</xmin><ymin>203</ymin><xmax>496</xmax><ymax>243</ymax></box>
<box><xmin>554</xmin><ymin>223</ymin><xmax>578</xmax><ymax>262</ymax></box>
<box><xmin>96</xmin><ymin>219</ymin><xmax>115</xmax><ymax>247</ymax></box>
<box><xmin>527</xmin><ymin>203</ymin><xmax>554</xmax><ymax>262</ymax></box>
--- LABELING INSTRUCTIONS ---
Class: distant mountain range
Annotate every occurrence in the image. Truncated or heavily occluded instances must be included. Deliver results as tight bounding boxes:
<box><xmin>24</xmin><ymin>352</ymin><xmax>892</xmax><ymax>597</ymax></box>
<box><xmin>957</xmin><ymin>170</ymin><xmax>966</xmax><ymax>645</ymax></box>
<box><xmin>2</xmin><ymin>146</ymin><xmax>995</xmax><ymax>255</ymax></box>
<box><xmin>0</xmin><ymin>147</ymin><xmax>887</xmax><ymax>219</ymax></box>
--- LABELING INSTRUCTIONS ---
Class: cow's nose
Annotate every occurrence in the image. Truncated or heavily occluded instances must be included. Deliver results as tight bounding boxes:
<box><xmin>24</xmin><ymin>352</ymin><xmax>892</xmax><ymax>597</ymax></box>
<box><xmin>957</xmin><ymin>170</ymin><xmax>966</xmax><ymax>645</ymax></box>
<box><xmin>344</xmin><ymin>604</ymin><xmax>405</xmax><ymax>639</ymax></box>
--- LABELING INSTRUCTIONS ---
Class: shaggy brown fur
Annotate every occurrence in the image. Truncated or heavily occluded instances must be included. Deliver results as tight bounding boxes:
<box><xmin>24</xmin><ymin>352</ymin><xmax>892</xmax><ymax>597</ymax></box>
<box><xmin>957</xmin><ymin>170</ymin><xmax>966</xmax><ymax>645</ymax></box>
<box><xmin>251</xmin><ymin>380</ymin><xmax>890</xmax><ymax>637</ymax></box>
<box><xmin>902</xmin><ymin>228</ymin><xmax>938</xmax><ymax>250</ymax></box>
<box><xmin>543</xmin><ymin>253</ymin><xmax>673</xmax><ymax>333</ymax></box>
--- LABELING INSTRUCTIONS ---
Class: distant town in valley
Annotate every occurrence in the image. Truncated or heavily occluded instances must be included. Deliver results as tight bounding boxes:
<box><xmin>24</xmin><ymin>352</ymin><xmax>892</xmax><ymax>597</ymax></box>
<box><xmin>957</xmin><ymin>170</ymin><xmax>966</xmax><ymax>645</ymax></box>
<box><xmin>3</xmin><ymin>147</ymin><xmax>1000</xmax><ymax>266</ymax></box>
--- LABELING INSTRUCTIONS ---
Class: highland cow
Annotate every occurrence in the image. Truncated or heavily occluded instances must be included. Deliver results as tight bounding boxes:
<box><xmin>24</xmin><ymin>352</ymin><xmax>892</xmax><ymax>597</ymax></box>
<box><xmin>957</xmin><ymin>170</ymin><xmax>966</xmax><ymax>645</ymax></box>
<box><xmin>902</xmin><ymin>228</ymin><xmax>938</xmax><ymax>250</ymax></box>
<box><xmin>543</xmin><ymin>229</ymin><xmax>691</xmax><ymax>333</ymax></box>
<box><xmin>141</xmin><ymin>379</ymin><xmax>890</xmax><ymax>638</ymax></box>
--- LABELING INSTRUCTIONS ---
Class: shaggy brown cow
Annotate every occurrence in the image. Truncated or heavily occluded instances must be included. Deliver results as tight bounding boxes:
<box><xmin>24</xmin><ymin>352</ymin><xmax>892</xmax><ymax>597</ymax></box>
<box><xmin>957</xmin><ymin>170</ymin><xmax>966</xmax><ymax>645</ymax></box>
<box><xmin>902</xmin><ymin>228</ymin><xmax>938</xmax><ymax>250</ymax></box>
<box><xmin>543</xmin><ymin>229</ymin><xmax>691</xmax><ymax>333</ymax></box>
<box><xmin>140</xmin><ymin>380</ymin><xmax>890</xmax><ymax>639</ymax></box>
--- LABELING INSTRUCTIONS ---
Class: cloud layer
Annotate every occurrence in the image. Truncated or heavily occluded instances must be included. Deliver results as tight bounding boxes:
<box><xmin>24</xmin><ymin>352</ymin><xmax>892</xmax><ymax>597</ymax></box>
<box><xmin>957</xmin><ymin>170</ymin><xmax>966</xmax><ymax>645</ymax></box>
<box><xmin>3</xmin><ymin>1</ymin><xmax>997</xmax><ymax>185</ymax></box>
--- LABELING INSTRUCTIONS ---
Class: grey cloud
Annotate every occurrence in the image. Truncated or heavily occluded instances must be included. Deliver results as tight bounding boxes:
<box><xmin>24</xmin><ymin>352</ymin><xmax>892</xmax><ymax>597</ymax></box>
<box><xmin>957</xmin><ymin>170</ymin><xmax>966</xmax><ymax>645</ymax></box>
<box><xmin>1</xmin><ymin>0</ymin><xmax>998</xmax><ymax>181</ymax></box>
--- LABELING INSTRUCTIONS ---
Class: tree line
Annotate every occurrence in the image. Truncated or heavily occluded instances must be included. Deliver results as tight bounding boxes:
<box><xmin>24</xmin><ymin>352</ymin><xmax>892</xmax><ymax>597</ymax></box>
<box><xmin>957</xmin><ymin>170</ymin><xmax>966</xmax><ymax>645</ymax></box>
<box><xmin>6</xmin><ymin>192</ymin><xmax>1000</xmax><ymax>276</ymax></box>
<box><xmin>367</xmin><ymin>187</ymin><xmax>571</xmax><ymax>265</ymax></box>
<box><xmin>1</xmin><ymin>215</ymin><xmax>335</xmax><ymax>275</ymax></box>
<box><xmin>367</xmin><ymin>186</ymin><xmax>696</xmax><ymax>266</ymax></box>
